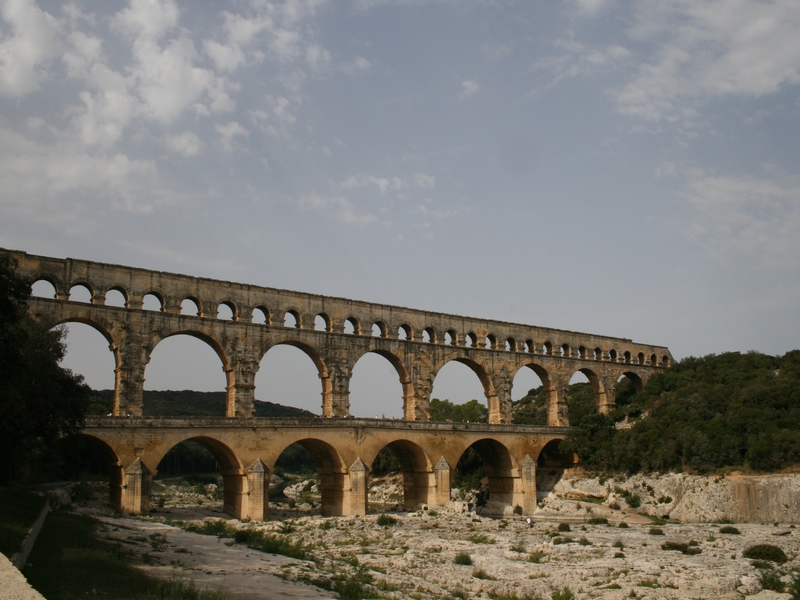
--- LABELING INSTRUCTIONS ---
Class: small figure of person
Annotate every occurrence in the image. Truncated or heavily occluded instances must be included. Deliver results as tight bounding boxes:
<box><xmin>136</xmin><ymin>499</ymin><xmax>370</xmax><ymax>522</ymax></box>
<box><xmin>526</xmin><ymin>516</ymin><xmax>533</xmax><ymax>528</ymax></box>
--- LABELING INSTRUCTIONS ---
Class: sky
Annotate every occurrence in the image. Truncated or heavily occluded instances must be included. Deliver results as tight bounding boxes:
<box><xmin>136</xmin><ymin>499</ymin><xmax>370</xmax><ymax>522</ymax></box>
<box><xmin>2</xmin><ymin>0</ymin><xmax>799</xmax><ymax>418</ymax></box>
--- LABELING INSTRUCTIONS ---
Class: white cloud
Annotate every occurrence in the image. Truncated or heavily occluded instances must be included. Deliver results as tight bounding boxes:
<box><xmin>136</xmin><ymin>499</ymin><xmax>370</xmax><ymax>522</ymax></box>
<box><xmin>166</xmin><ymin>130</ymin><xmax>203</xmax><ymax>156</ymax></box>
<box><xmin>293</xmin><ymin>193</ymin><xmax>377</xmax><ymax>224</ymax></box>
<box><xmin>615</xmin><ymin>1</ymin><xmax>800</xmax><ymax>123</ymax></box>
<box><xmin>534</xmin><ymin>36</ymin><xmax>631</xmax><ymax>87</ymax></box>
<box><xmin>215</xmin><ymin>120</ymin><xmax>248</xmax><ymax>152</ymax></box>
<box><xmin>0</xmin><ymin>0</ymin><xmax>62</xmax><ymax>97</ymax></box>
<box><xmin>459</xmin><ymin>79</ymin><xmax>479</xmax><ymax>99</ymax></box>
<box><xmin>340</xmin><ymin>173</ymin><xmax>435</xmax><ymax>194</ymax></box>
<box><xmin>342</xmin><ymin>55</ymin><xmax>371</xmax><ymax>74</ymax></box>
<box><xmin>682</xmin><ymin>172</ymin><xmax>800</xmax><ymax>269</ymax></box>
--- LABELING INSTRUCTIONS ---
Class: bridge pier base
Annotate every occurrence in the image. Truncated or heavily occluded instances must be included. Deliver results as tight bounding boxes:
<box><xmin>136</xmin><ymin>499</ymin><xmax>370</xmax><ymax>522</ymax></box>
<box><xmin>519</xmin><ymin>455</ymin><xmax>538</xmax><ymax>516</ymax></box>
<box><xmin>244</xmin><ymin>459</ymin><xmax>269</xmax><ymax>521</ymax></box>
<box><xmin>121</xmin><ymin>458</ymin><xmax>151</xmax><ymax>515</ymax></box>
<box><xmin>432</xmin><ymin>457</ymin><xmax>451</xmax><ymax>506</ymax></box>
<box><xmin>347</xmin><ymin>458</ymin><xmax>369</xmax><ymax>516</ymax></box>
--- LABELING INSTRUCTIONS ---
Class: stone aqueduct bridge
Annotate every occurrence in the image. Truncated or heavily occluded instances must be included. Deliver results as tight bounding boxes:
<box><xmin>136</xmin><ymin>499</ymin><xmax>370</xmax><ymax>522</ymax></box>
<box><xmin>8</xmin><ymin>249</ymin><xmax>673</xmax><ymax>519</ymax></box>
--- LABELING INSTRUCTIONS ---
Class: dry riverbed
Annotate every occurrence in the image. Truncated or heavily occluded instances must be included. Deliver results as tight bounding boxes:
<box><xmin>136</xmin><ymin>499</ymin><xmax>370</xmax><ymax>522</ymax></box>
<box><xmin>69</xmin><ymin>479</ymin><xmax>800</xmax><ymax>600</ymax></box>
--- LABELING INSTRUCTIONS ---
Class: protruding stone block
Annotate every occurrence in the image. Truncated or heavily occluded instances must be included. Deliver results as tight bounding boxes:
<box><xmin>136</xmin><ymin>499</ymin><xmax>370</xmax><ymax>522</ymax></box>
<box><xmin>433</xmin><ymin>456</ymin><xmax>451</xmax><ymax>507</ymax></box>
<box><xmin>121</xmin><ymin>458</ymin><xmax>151</xmax><ymax>515</ymax></box>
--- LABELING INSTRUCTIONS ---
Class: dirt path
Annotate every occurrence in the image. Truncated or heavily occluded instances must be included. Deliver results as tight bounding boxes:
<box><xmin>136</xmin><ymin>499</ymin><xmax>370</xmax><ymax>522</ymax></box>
<box><xmin>94</xmin><ymin>516</ymin><xmax>336</xmax><ymax>600</ymax></box>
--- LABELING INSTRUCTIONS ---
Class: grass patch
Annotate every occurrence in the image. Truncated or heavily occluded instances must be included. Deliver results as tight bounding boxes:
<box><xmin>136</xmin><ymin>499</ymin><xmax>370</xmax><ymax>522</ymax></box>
<box><xmin>587</xmin><ymin>517</ymin><xmax>608</xmax><ymax>525</ymax></box>
<box><xmin>472</xmin><ymin>568</ymin><xmax>496</xmax><ymax>580</ymax></box>
<box><xmin>376</xmin><ymin>513</ymin><xmax>397</xmax><ymax>527</ymax></box>
<box><xmin>453</xmin><ymin>551</ymin><xmax>472</xmax><ymax>565</ymax></box>
<box><xmin>466</xmin><ymin>532</ymin><xmax>495</xmax><ymax>544</ymax></box>
<box><xmin>557</xmin><ymin>522</ymin><xmax>571</xmax><ymax>532</ymax></box>
<box><xmin>551</xmin><ymin>587</ymin><xmax>574</xmax><ymax>600</ymax></box>
<box><xmin>25</xmin><ymin>511</ymin><xmax>226</xmax><ymax>599</ymax></box>
<box><xmin>661</xmin><ymin>541</ymin><xmax>702</xmax><ymax>555</ymax></box>
<box><xmin>233</xmin><ymin>529</ymin><xmax>307</xmax><ymax>559</ymax></box>
<box><xmin>648</xmin><ymin>527</ymin><xmax>664</xmax><ymax>536</ymax></box>
<box><xmin>743</xmin><ymin>544</ymin><xmax>787</xmax><ymax>564</ymax></box>
<box><xmin>758</xmin><ymin>569</ymin><xmax>786</xmax><ymax>593</ymax></box>
<box><xmin>618</xmin><ymin>522</ymin><xmax>628</xmax><ymax>529</ymax></box>
<box><xmin>182</xmin><ymin>520</ymin><xmax>236</xmax><ymax>538</ymax></box>
<box><xmin>528</xmin><ymin>550</ymin><xmax>546</xmax><ymax>563</ymax></box>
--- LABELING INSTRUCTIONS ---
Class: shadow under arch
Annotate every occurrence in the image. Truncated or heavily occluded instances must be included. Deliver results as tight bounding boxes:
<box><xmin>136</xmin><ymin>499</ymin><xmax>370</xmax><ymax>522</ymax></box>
<box><xmin>569</xmin><ymin>366</ymin><xmax>612</xmax><ymax>415</ymax></box>
<box><xmin>350</xmin><ymin>348</ymin><xmax>415</xmax><ymax>420</ymax></box>
<box><xmin>144</xmin><ymin>328</ymin><xmax>233</xmax><ymax>415</ymax></box>
<box><xmin>272</xmin><ymin>438</ymin><xmax>347</xmax><ymax>517</ymax></box>
<box><xmin>536</xmin><ymin>439</ymin><xmax>579</xmax><ymax>498</ymax></box>
<box><xmin>431</xmin><ymin>357</ymin><xmax>497</xmax><ymax>421</ymax></box>
<box><xmin>257</xmin><ymin>338</ymin><xmax>332</xmax><ymax>416</ymax></box>
<box><xmin>368</xmin><ymin>439</ymin><xmax>432</xmax><ymax>511</ymax></box>
<box><xmin>619</xmin><ymin>371</ymin><xmax>644</xmax><ymax>392</ymax></box>
<box><xmin>57</xmin><ymin>433</ymin><xmax>124</xmax><ymax>511</ymax></box>
<box><xmin>153</xmin><ymin>435</ymin><xmax>244</xmax><ymax>518</ymax></box>
<box><xmin>455</xmin><ymin>438</ymin><xmax>514</xmax><ymax>515</ymax></box>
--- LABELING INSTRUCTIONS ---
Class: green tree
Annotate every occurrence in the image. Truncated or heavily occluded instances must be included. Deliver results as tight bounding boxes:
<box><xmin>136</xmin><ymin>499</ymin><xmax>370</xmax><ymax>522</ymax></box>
<box><xmin>0</xmin><ymin>255</ymin><xmax>92</xmax><ymax>485</ymax></box>
<box><xmin>430</xmin><ymin>398</ymin><xmax>488</xmax><ymax>422</ymax></box>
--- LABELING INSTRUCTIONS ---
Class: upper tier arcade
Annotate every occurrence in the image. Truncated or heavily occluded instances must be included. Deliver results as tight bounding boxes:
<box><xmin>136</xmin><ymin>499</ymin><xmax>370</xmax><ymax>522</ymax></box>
<box><xmin>5</xmin><ymin>249</ymin><xmax>673</xmax><ymax>425</ymax></box>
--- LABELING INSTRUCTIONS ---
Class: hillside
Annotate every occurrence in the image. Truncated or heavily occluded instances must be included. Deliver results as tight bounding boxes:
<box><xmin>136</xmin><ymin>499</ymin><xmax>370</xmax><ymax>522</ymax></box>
<box><xmin>91</xmin><ymin>389</ymin><xmax>315</xmax><ymax>418</ymax></box>
<box><xmin>560</xmin><ymin>350</ymin><xmax>800</xmax><ymax>474</ymax></box>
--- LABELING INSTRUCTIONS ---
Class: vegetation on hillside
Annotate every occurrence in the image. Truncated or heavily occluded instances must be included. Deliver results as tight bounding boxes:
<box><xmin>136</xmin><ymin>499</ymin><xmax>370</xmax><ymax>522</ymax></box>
<box><xmin>561</xmin><ymin>351</ymin><xmax>800</xmax><ymax>474</ymax></box>
<box><xmin>91</xmin><ymin>389</ymin><xmax>315</xmax><ymax>418</ymax></box>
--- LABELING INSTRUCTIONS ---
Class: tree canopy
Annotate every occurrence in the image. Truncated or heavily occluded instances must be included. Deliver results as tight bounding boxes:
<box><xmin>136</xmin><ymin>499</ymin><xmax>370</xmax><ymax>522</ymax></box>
<box><xmin>561</xmin><ymin>351</ymin><xmax>800</xmax><ymax>474</ymax></box>
<box><xmin>0</xmin><ymin>255</ymin><xmax>93</xmax><ymax>484</ymax></box>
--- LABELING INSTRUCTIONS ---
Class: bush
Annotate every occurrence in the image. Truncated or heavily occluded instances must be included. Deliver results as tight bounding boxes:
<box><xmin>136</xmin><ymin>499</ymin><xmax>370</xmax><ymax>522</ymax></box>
<box><xmin>376</xmin><ymin>514</ymin><xmax>397</xmax><ymax>527</ymax></box>
<box><xmin>467</xmin><ymin>532</ymin><xmax>494</xmax><ymax>544</ymax></box>
<box><xmin>743</xmin><ymin>544</ymin><xmax>788</xmax><ymax>564</ymax></box>
<box><xmin>552</xmin><ymin>588</ymin><xmax>574</xmax><ymax>600</ymax></box>
<box><xmin>758</xmin><ymin>569</ymin><xmax>786</xmax><ymax>593</ymax></box>
<box><xmin>649</xmin><ymin>527</ymin><xmax>664</xmax><ymax>536</ymax></box>
<box><xmin>614</xmin><ymin>552</ymin><xmax>625</xmax><ymax>558</ymax></box>
<box><xmin>528</xmin><ymin>551</ymin><xmax>546</xmax><ymax>563</ymax></box>
<box><xmin>618</xmin><ymin>522</ymin><xmax>629</xmax><ymax>529</ymax></box>
<box><xmin>579</xmin><ymin>537</ymin><xmax>590</xmax><ymax>546</ymax></box>
<box><xmin>588</xmin><ymin>517</ymin><xmax>608</xmax><ymax>525</ymax></box>
<box><xmin>719</xmin><ymin>525</ymin><xmax>741</xmax><ymax>534</ymax></box>
<box><xmin>662</xmin><ymin>541</ymin><xmax>702</xmax><ymax>555</ymax></box>
<box><xmin>472</xmin><ymin>568</ymin><xmax>495</xmax><ymax>580</ymax></box>
<box><xmin>557</xmin><ymin>522</ymin><xmax>571</xmax><ymax>532</ymax></box>
<box><xmin>454</xmin><ymin>552</ymin><xmax>472</xmax><ymax>565</ymax></box>
<box><xmin>513</xmin><ymin>505</ymin><xmax>523</xmax><ymax>515</ymax></box>
<box><xmin>612</xmin><ymin>540</ymin><xmax>623</xmax><ymax>549</ymax></box>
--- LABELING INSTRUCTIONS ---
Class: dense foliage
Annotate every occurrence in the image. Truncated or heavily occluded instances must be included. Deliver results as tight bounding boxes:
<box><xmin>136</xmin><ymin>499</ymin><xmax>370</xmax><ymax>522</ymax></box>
<box><xmin>430</xmin><ymin>398</ymin><xmax>488</xmax><ymax>422</ymax></box>
<box><xmin>562</xmin><ymin>351</ymin><xmax>800</xmax><ymax>474</ymax></box>
<box><xmin>0</xmin><ymin>255</ymin><xmax>92</xmax><ymax>485</ymax></box>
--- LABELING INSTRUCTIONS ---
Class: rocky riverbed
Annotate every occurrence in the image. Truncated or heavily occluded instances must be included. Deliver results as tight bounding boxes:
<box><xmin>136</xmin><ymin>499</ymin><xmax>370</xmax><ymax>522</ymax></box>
<box><xmin>52</xmin><ymin>473</ymin><xmax>799</xmax><ymax>599</ymax></box>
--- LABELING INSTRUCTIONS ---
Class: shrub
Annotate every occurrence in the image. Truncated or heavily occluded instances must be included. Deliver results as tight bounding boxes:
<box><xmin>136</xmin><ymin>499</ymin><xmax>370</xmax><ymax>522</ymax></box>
<box><xmin>528</xmin><ymin>551</ymin><xmax>546</xmax><ymax>563</ymax></box>
<box><xmin>618</xmin><ymin>522</ymin><xmax>629</xmax><ymax>529</ymax></box>
<box><xmin>657</xmin><ymin>496</ymin><xmax>673</xmax><ymax>504</ymax></box>
<box><xmin>612</xmin><ymin>540</ymin><xmax>624</xmax><ymax>549</ymax></box>
<box><xmin>510</xmin><ymin>542</ymin><xmax>526</xmax><ymax>553</ymax></box>
<box><xmin>626</xmin><ymin>494</ymin><xmax>641</xmax><ymax>508</ymax></box>
<box><xmin>751</xmin><ymin>560</ymin><xmax>773</xmax><ymax>570</ymax></box>
<box><xmin>552</xmin><ymin>536</ymin><xmax>572</xmax><ymax>545</ymax></box>
<box><xmin>649</xmin><ymin>527</ymin><xmax>664</xmax><ymax>536</ymax></box>
<box><xmin>467</xmin><ymin>532</ymin><xmax>494</xmax><ymax>544</ymax></box>
<box><xmin>639</xmin><ymin>579</ymin><xmax>659</xmax><ymax>588</ymax></box>
<box><xmin>719</xmin><ymin>525</ymin><xmax>740</xmax><ymax>534</ymax></box>
<box><xmin>454</xmin><ymin>552</ymin><xmax>472</xmax><ymax>565</ymax></box>
<box><xmin>743</xmin><ymin>544</ymin><xmax>788</xmax><ymax>564</ymax></box>
<box><xmin>513</xmin><ymin>505</ymin><xmax>523</xmax><ymax>515</ymax></box>
<box><xmin>579</xmin><ymin>537</ymin><xmax>590</xmax><ymax>546</ymax></box>
<box><xmin>552</xmin><ymin>588</ymin><xmax>574</xmax><ymax>600</ymax></box>
<box><xmin>473</xmin><ymin>568</ymin><xmax>496</xmax><ymax>580</ymax></box>
<box><xmin>614</xmin><ymin>552</ymin><xmax>625</xmax><ymax>558</ymax></box>
<box><xmin>588</xmin><ymin>517</ymin><xmax>608</xmax><ymax>525</ymax></box>
<box><xmin>185</xmin><ymin>520</ymin><xmax>236</xmax><ymax>538</ymax></box>
<box><xmin>662</xmin><ymin>541</ymin><xmax>702</xmax><ymax>555</ymax></box>
<box><xmin>787</xmin><ymin>571</ymin><xmax>800</xmax><ymax>599</ymax></box>
<box><xmin>557</xmin><ymin>522</ymin><xmax>571</xmax><ymax>532</ymax></box>
<box><xmin>758</xmin><ymin>569</ymin><xmax>786</xmax><ymax>593</ymax></box>
<box><xmin>376</xmin><ymin>514</ymin><xmax>397</xmax><ymax>527</ymax></box>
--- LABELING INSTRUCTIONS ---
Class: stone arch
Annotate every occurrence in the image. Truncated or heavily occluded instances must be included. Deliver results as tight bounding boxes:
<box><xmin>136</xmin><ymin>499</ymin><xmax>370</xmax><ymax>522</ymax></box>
<box><xmin>543</xmin><ymin>341</ymin><xmax>553</xmax><ymax>355</ymax></box>
<box><xmin>271</xmin><ymin>438</ymin><xmax>347</xmax><ymax>516</ymax></box>
<box><xmin>484</xmin><ymin>333</ymin><xmax>496</xmax><ymax>349</ymax></box>
<box><xmin>69</xmin><ymin>282</ymin><xmax>93</xmax><ymax>303</ymax></box>
<box><xmin>594</xmin><ymin>347</ymin><xmax>603</xmax><ymax>360</ymax></box>
<box><xmin>252</xmin><ymin>306</ymin><xmax>270</xmax><ymax>325</ymax></box>
<box><xmin>372</xmin><ymin>321</ymin><xmax>388</xmax><ymax>338</ymax></box>
<box><xmin>65</xmin><ymin>433</ymin><xmax>124</xmax><ymax>510</ymax></box>
<box><xmin>283</xmin><ymin>309</ymin><xmax>301</xmax><ymax>328</ymax></box>
<box><xmin>505</xmin><ymin>337</ymin><xmax>516</xmax><ymax>352</ymax></box>
<box><xmin>217</xmin><ymin>301</ymin><xmax>236</xmax><ymax>321</ymax></box>
<box><xmin>431</xmin><ymin>357</ymin><xmax>496</xmax><ymax>420</ymax></box>
<box><xmin>513</xmin><ymin>362</ymin><xmax>558</xmax><ymax>425</ymax></box>
<box><xmin>152</xmin><ymin>435</ymin><xmax>245</xmax><ymax>518</ymax></box>
<box><xmin>30</xmin><ymin>275</ymin><xmax>61</xmax><ymax>298</ymax></box>
<box><xmin>623</xmin><ymin>350</ymin><xmax>632</xmax><ymax>363</ymax></box>
<box><xmin>181</xmin><ymin>297</ymin><xmax>201</xmax><ymax>316</ymax></box>
<box><xmin>568</xmin><ymin>367</ymin><xmax>612</xmax><ymax>415</ymax></box>
<box><xmin>523</xmin><ymin>339</ymin><xmax>534</xmax><ymax>353</ymax></box>
<box><xmin>609</xmin><ymin>348</ymin><xmax>618</xmax><ymax>362</ymax></box>
<box><xmin>145</xmin><ymin>327</ymin><xmax>234</xmax><ymax>415</ymax></box>
<box><xmin>142</xmin><ymin>291</ymin><xmax>165</xmax><ymax>312</ymax></box>
<box><xmin>444</xmin><ymin>329</ymin><xmax>457</xmax><ymax>345</ymax></box>
<box><xmin>422</xmin><ymin>326</ymin><xmax>436</xmax><ymax>344</ymax></box>
<box><xmin>536</xmin><ymin>438</ymin><xmax>578</xmax><ymax>496</ymax></box>
<box><xmin>315</xmin><ymin>313</ymin><xmax>332</xmax><ymax>332</ymax></box>
<box><xmin>465</xmin><ymin>332</ymin><xmax>477</xmax><ymax>347</ymax></box>
<box><xmin>350</xmin><ymin>348</ymin><xmax>415</xmax><ymax>419</ymax></box>
<box><xmin>344</xmin><ymin>316</ymin><xmax>360</xmax><ymax>335</ymax></box>
<box><xmin>397</xmin><ymin>323</ymin><xmax>412</xmax><ymax>341</ymax></box>
<box><xmin>256</xmin><ymin>337</ymin><xmax>332</xmax><ymax>416</ymax></box>
<box><xmin>104</xmin><ymin>286</ymin><xmax>128</xmax><ymax>307</ymax></box>
<box><xmin>456</xmin><ymin>438</ymin><xmax>514</xmax><ymax>515</ymax></box>
<box><xmin>619</xmin><ymin>370</ymin><xmax>644</xmax><ymax>392</ymax></box>
<box><xmin>368</xmin><ymin>439</ymin><xmax>432</xmax><ymax>510</ymax></box>
<box><xmin>560</xmin><ymin>343</ymin><xmax>570</xmax><ymax>357</ymax></box>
